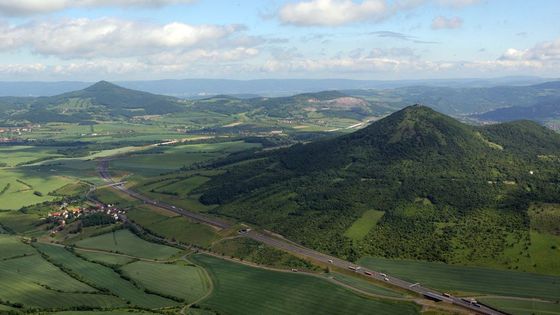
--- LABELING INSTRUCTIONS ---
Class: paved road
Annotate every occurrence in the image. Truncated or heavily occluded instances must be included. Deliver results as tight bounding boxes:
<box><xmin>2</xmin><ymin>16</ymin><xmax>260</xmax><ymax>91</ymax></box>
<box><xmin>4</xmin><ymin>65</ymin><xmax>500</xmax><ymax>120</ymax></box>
<box><xmin>97</xmin><ymin>159</ymin><xmax>505</xmax><ymax>315</ymax></box>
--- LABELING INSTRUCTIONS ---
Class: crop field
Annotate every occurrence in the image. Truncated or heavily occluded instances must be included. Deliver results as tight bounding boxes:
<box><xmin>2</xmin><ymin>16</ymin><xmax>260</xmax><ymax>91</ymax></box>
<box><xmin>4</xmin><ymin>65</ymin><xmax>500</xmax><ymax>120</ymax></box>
<box><xmin>27</xmin><ymin>121</ymin><xmax>187</xmax><ymax>143</ymax></box>
<box><xmin>30</xmin><ymin>158</ymin><xmax>103</xmax><ymax>185</ymax></box>
<box><xmin>0</xmin><ymin>168</ymin><xmax>76</xmax><ymax>209</ymax></box>
<box><xmin>478</xmin><ymin>297</ymin><xmax>560</xmax><ymax>315</ymax></box>
<box><xmin>328</xmin><ymin>273</ymin><xmax>404</xmax><ymax>298</ymax></box>
<box><xmin>191</xmin><ymin>254</ymin><xmax>419</xmax><ymax>315</ymax></box>
<box><xmin>149</xmin><ymin>176</ymin><xmax>210</xmax><ymax>197</ymax></box>
<box><xmin>34</xmin><ymin>243</ymin><xmax>178</xmax><ymax>308</ymax></box>
<box><xmin>0</xmin><ymin>211</ymin><xmax>43</xmax><ymax>235</ymax></box>
<box><xmin>0</xmin><ymin>235</ymin><xmax>36</xmax><ymax>259</ymax></box>
<box><xmin>0</xmin><ymin>146</ymin><xmax>63</xmax><ymax>167</ymax></box>
<box><xmin>126</xmin><ymin>206</ymin><xmax>219</xmax><ymax>248</ymax></box>
<box><xmin>112</xmin><ymin>141</ymin><xmax>260</xmax><ymax>178</ymax></box>
<box><xmin>92</xmin><ymin>186</ymin><xmax>141</xmax><ymax>208</ymax></box>
<box><xmin>121</xmin><ymin>261</ymin><xmax>210</xmax><ymax>302</ymax></box>
<box><xmin>358</xmin><ymin>257</ymin><xmax>560</xmax><ymax>300</ymax></box>
<box><xmin>75</xmin><ymin>229</ymin><xmax>182</xmax><ymax>260</ymax></box>
<box><xmin>344</xmin><ymin>210</ymin><xmax>385</xmax><ymax>241</ymax></box>
<box><xmin>134</xmin><ymin>173</ymin><xmax>216</xmax><ymax>213</ymax></box>
<box><xmin>76</xmin><ymin>250</ymin><xmax>138</xmax><ymax>266</ymax></box>
<box><xmin>51</xmin><ymin>182</ymin><xmax>91</xmax><ymax>196</ymax></box>
<box><xmin>0</xmin><ymin>249</ymin><xmax>124</xmax><ymax>309</ymax></box>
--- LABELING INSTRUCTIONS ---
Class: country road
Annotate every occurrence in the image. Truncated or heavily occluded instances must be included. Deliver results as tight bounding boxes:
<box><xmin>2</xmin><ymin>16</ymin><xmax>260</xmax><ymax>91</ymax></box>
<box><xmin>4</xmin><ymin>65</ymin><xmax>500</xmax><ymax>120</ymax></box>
<box><xmin>97</xmin><ymin>158</ymin><xmax>506</xmax><ymax>315</ymax></box>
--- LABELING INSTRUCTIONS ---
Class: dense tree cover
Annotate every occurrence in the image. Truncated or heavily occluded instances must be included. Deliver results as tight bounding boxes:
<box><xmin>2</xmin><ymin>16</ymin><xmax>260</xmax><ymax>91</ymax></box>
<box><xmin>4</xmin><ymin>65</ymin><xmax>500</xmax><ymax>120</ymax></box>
<box><xmin>197</xmin><ymin>106</ymin><xmax>560</xmax><ymax>264</ymax></box>
<box><xmin>81</xmin><ymin>213</ymin><xmax>116</xmax><ymax>227</ymax></box>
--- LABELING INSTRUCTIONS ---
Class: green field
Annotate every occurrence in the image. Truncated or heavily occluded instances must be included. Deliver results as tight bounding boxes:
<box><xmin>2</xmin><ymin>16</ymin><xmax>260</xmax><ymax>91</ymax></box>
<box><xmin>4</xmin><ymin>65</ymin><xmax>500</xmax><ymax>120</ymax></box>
<box><xmin>92</xmin><ymin>186</ymin><xmax>141</xmax><ymax>208</ymax></box>
<box><xmin>479</xmin><ymin>297</ymin><xmax>560</xmax><ymax>315</ymax></box>
<box><xmin>358</xmin><ymin>257</ymin><xmax>560</xmax><ymax>300</ymax></box>
<box><xmin>127</xmin><ymin>206</ymin><xmax>219</xmax><ymax>248</ymax></box>
<box><xmin>0</xmin><ymin>145</ymin><xmax>65</xmax><ymax>167</ymax></box>
<box><xmin>122</xmin><ymin>260</ymin><xmax>210</xmax><ymax>302</ymax></box>
<box><xmin>112</xmin><ymin>141</ymin><xmax>260</xmax><ymax>178</ymax></box>
<box><xmin>34</xmin><ymin>243</ymin><xmax>178</xmax><ymax>308</ymax></box>
<box><xmin>0</xmin><ymin>235</ymin><xmax>36</xmax><ymax>259</ymax></box>
<box><xmin>192</xmin><ymin>254</ymin><xmax>419</xmax><ymax>315</ymax></box>
<box><xmin>0</xmin><ymin>245</ymin><xmax>123</xmax><ymax>309</ymax></box>
<box><xmin>0</xmin><ymin>168</ymin><xmax>76</xmax><ymax>209</ymax></box>
<box><xmin>76</xmin><ymin>249</ymin><xmax>138</xmax><ymax>266</ymax></box>
<box><xmin>329</xmin><ymin>273</ymin><xmax>404</xmax><ymax>298</ymax></box>
<box><xmin>0</xmin><ymin>211</ymin><xmax>43</xmax><ymax>235</ymax></box>
<box><xmin>75</xmin><ymin>229</ymin><xmax>182</xmax><ymax>260</ymax></box>
<box><xmin>344</xmin><ymin>210</ymin><xmax>385</xmax><ymax>241</ymax></box>
<box><xmin>134</xmin><ymin>173</ymin><xmax>216</xmax><ymax>213</ymax></box>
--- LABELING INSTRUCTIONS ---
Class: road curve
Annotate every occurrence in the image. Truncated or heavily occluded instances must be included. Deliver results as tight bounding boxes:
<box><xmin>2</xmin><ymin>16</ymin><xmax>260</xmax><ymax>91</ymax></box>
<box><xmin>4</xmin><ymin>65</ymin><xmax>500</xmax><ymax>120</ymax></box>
<box><xmin>97</xmin><ymin>158</ymin><xmax>505</xmax><ymax>315</ymax></box>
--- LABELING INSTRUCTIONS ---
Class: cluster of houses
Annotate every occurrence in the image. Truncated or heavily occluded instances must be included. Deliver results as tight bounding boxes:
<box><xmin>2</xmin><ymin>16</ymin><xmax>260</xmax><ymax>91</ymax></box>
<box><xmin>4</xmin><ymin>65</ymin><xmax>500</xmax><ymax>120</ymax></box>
<box><xmin>0</xmin><ymin>125</ymin><xmax>39</xmax><ymax>142</ymax></box>
<box><xmin>0</xmin><ymin>125</ymin><xmax>38</xmax><ymax>135</ymax></box>
<box><xmin>47</xmin><ymin>202</ymin><xmax>126</xmax><ymax>234</ymax></box>
<box><xmin>0</xmin><ymin>137</ymin><xmax>17</xmax><ymax>143</ymax></box>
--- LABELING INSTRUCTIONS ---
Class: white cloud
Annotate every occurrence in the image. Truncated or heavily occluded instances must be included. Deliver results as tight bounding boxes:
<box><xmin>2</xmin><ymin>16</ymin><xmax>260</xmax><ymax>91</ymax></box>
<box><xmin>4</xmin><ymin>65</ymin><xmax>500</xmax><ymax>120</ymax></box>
<box><xmin>435</xmin><ymin>0</ymin><xmax>480</xmax><ymax>8</ymax></box>
<box><xmin>279</xmin><ymin>0</ymin><xmax>389</xmax><ymax>26</ymax></box>
<box><xmin>0</xmin><ymin>18</ymin><xmax>244</xmax><ymax>59</ymax></box>
<box><xmin>395</xmin><ymin>0</ymin><xmax>480</xmax><ymax>9</ymax></box>
<box><xmin>0</xmin><ymin>0</ymin><xmax>194</xmax><ymax>16</ymax></box>
<box><xmin>431</xmin><ymin>16</ymin><xmax>463</xmax><ymax>29</ymax></box>
<box><xmin>499</xmin><ymin>39</ymin><xmax>560</xmax><ymax>61</ymax></box>
<box><xmin>277</xmin><ymin>0</ymin><xmax>482</xmax><ymax>27</ymax></box>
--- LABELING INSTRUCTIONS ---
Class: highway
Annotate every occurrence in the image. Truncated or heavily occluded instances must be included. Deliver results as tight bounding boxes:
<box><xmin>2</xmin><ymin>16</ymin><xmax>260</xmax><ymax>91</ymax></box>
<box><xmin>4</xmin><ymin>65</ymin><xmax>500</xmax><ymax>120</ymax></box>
<box><xmin>97</xmin><ymin>158</ymin><xmax>505</xmax><ymax>315</ymax></box>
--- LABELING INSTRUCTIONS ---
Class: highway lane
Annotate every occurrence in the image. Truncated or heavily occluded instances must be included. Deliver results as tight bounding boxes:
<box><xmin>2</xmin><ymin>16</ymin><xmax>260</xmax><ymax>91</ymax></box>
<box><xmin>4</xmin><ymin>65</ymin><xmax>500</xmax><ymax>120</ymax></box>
<box><xmin>97</xmin><ymin>158</ymin><xmax>505</xmax><ymax>315</ymax></box>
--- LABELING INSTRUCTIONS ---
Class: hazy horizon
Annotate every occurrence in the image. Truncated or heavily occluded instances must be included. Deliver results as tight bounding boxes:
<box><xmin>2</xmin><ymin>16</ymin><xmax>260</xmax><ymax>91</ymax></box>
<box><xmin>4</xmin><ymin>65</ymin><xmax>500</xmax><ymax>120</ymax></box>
<box><xmin>0</xmin><ymin>0</ymin><xmax>557</xmax><ymax>81</ymax></box>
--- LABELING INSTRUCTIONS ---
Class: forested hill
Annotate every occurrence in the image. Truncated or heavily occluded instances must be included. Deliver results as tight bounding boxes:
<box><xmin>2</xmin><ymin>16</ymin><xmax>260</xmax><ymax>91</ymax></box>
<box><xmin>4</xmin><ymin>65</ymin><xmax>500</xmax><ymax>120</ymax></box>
<box><xmin>198</xmin><ymin>105</ymin><xmax>560</xmax><ymax>267</ymax></box>
<box><xmin>10</xmin><ymin>81</ymin><xmax>184</xmax><ymax>123</ymax></box>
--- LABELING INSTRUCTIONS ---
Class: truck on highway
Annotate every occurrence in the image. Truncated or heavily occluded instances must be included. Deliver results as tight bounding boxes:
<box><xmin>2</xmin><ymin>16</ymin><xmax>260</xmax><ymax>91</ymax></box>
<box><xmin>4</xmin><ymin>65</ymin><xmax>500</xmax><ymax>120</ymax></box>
<box><xmin>348</xmin><ymin>266</ymin><xmax>357</xmax><ymax>271</ymax></box>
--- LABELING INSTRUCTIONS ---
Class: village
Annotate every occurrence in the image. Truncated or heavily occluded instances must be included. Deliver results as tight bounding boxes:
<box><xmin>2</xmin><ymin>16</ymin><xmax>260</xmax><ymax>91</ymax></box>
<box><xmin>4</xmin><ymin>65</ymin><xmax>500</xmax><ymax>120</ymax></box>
<box><xmin>47</xmin><ymin>201</ymin><xmax>126</xmax><ymax>235</ymax></box>
<box><xmin>0</xmin><ymin>124</ymin><xmax>39</xmax><ymax>142</ymax></box>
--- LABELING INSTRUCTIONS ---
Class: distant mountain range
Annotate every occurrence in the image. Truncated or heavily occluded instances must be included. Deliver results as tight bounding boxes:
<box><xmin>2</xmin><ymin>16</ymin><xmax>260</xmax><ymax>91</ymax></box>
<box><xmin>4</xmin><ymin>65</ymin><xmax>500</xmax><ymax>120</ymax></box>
<box><xmin>198</xmin><ymin>105</ymin><xmax>560</xmax><ymax>267</ymax></box>
<box><xmin>346</xmin><ymin>81</ymin><xmax>560</xmax><ymax>115</ymax></box>
<box><xmin>475</xmin><ymin>97</ymin><xmax>560</xmax><ymax>123</ymax></box>
<box><xmin>1</xmin><ymin>80</ymin><xmax>559</xmax><ymax>126</ymax></box>
<box><xmin>0</xmin><ymin>76</ymin><xmax>552</xmax><ymax>97</ymax></box>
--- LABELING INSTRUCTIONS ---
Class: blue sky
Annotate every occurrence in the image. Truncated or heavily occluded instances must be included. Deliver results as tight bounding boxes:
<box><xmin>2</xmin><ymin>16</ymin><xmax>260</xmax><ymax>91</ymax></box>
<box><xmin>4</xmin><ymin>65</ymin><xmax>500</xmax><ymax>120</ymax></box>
<box><xmin>0</xmin><ymin>0</ymin><xmax>558</xmax><ymax>81</ymax></box>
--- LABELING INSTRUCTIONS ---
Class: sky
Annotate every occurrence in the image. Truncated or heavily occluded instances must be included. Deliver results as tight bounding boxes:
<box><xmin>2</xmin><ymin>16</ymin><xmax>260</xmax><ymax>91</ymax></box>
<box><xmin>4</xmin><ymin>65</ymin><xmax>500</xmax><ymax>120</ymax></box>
<box><xmin>0</xmin><ymin>0</ymin><xmax>558</xmax><ymax>81</ymax></box>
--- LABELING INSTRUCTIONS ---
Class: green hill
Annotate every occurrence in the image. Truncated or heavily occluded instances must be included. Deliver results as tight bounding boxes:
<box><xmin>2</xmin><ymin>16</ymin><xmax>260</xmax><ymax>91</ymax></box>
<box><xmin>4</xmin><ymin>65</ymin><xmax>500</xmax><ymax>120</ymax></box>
<box><xmin>192</xmin><ymin>90</ymin><xmax>391</xmax><ymax>119</ymax></box>
<box><xmin>12</xmin><ymin>81</ymin><xmax>184</xmax><ymax>123</ymax></box>
<box><xmin>198</xmin><ymin>105</ymin><xmax>560</xmax><ymax>272</ymax></box>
